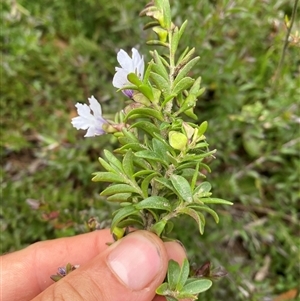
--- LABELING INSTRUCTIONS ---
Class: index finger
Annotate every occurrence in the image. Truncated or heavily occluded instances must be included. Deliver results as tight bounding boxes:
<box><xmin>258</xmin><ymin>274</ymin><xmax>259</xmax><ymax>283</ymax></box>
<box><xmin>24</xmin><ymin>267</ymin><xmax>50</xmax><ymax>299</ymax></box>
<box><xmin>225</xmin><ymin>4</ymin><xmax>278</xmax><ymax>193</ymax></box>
<box><xmin>1</xmin><ymin>229</ymin><xmax>113</xmax><ymax>301</ymax></box>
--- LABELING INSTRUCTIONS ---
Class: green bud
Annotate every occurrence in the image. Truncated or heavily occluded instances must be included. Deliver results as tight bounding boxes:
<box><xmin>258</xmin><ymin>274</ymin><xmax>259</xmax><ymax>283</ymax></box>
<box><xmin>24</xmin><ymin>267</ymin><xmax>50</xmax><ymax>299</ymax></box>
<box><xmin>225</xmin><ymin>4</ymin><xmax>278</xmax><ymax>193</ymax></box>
<box><xmin>182</xmin><ymin>122</ymin><xmax>195</xmax><ymax>139</ymax></box>
<box><xmin>132</xmin><ymin>92</ymin><xmax>152</xmax><ymax>106</ymax></box>
<box><xmin>169</xmin><ymin>131</ymin><xmax>188</xmax><ymax>151</ymax></box>
<box><xmin>102</xmin><ymin>123</ymin><xmax>118</xmax><ymax>133</ymax></box>
<box><xmin>112</xmin><ymin>226</ymin><xmax>126</xmax><ymax>241</ymax></box>
<box><xmin>150</xmin><ymin>219</ymin><xmax>167</xmax><ymax>236</ymax></box>
<box><xmin>153</xmin><ymin>26</ymin><xmax>168</xmax><ymax>42</ymax></box>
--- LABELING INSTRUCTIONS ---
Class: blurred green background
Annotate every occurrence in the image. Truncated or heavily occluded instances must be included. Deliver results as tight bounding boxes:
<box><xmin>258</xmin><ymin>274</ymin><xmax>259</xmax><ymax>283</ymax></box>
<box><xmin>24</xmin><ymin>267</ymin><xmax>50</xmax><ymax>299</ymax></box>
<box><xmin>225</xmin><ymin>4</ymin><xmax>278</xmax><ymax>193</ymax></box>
<box><xmin>1</xmin><ymin>0</ymin><xmax>299</xmax><ymax>300</ymax></box>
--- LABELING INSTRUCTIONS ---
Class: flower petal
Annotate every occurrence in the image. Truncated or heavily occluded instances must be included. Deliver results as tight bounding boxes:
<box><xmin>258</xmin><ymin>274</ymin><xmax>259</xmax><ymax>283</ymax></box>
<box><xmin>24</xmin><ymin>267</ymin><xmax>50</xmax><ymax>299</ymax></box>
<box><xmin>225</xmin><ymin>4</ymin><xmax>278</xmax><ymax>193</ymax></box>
<box><xmin>112</xmin><ymin>48</ymin><xmax>144</xmax><ymax>91</ymax></box>
<box><xmin>117</xmin><ymin>49</ymin><xmax>133</xmax><ymax>70</ymax></box>
<box><xmin>112</xmin><ymin>68</ymin><xmax>130</xmax><ymax>89</ymax></box>
<box><xmin>71</xmin><ymin>97</ymin><xmax>107</xmax><ymax>137</ymax></box>
<box><xmin>89</xmin><ymin>95</ymin><xmax>102</xmax><ymax>117</ymax></box>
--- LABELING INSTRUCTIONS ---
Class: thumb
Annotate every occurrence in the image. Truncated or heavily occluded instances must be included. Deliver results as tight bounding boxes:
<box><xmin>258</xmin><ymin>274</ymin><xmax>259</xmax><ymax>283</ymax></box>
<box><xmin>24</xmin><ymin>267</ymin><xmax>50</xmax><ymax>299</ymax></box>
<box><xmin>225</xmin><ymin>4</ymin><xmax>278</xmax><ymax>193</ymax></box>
<box><xmin>33</xmin><ymin>230</ymin><xmax>168</xmax><ymax>301</ymax></box>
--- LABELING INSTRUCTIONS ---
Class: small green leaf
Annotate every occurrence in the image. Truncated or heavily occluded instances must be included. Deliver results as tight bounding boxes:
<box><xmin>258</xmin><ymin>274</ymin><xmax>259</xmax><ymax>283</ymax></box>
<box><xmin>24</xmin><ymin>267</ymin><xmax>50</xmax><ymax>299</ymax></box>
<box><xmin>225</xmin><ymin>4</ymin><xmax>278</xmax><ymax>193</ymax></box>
<box><xmin>122</xmin><ymin>150</ymin><xmax>134</xmax><ymax>178</ymax></box>
<box><xmin>178</xmin><ymin>20</ymin><xmax>188</xmax><ymax>42</ymax></box>
<box><xmin>116</xmin><ymin>217</ymin><xmax>144</xmax><ymax>228</ymax></box>
<box><xmin>133</xmin><ymin>157</ymin><xmax>150</xmax><ymax>170</ymax></box>
<box><xmin>183</xmin><ymin>107</ymin><xmax>198</xmax><ymax>120</ymax></box>
<box><xmin>170</xmin><ymin>174</ymin><xmax>193</xmax><ymax>202</ymax></box>
<box><xmin>150</xmin><ymin>71</ymin><xmax>171</xmax><ymax>94</ymax></box>
<box><xmin>170</xmin><ymin>26</ymin><xmax>180</xmax><ymax>57</ymax></box>
<box><xmin>150</xmin><ymin>219</ymin><xmax>167</xmax><ymax>236</ymax></box>
<box><xmin>182</xmin><ymin>278</ymin><xmax>212</xmax><ymax>294</ymax></box>
<box><xmin>134</xmin><ymin>169</ymin><xmax>156</xmax><ymax>178</ymax></box>
<box><xmin>155</xmin><ymin>0</ymin><xmax>171</xmax><ymax>29</ymax></box>
<box><xmin>155</xmin><ymin>282</ymin><xmax>170</xmax><ymax>295</ymax></box>
<box><xmin>125</xmin><ymin>108</ymin><xmax>164</xmax><ymax>122</ymax></box>
<box><xmin>164</xmin><ymin>220</ymin><xmax>174</xmax><ymax>234</ymax></box>
<box><xmin>194</xmin><ymin>142</ymin><xmax>209</xmax><ymax>149</ymax></box>
<box><xmin>187</xmin><ymin>204</ymin><xmax>220</xmax><ymax>223</ymax></box>
<box><xmin>116</xmin><ymin>143</ymin><xmax>146</xmax><ymax>153</ymax></box>
<box><xmin>146</xmin><ymin>40</ymin><xmax>169</xmax><ymax>47</ymax></box>
<box><xmin>194</xmin><ymin>181</ymin><xmax>212</xmax><ymax>196</ymax></box>
<box><xmin>50</xmin><ymin>275</ymin><xmax>62</xmax><ymax>282</ymax></box>
<box><xmin>176</xmin><ymin>95</ymin><xmax>196</xmax><ymax>116</ymax></box>
<box><xmin>176</xmin><ymin>47</ymin><xmax>191</xmax><ymax>66</ymax></box>
<box><xmin>146</xmin><ymin>208</ymin><xmax>160</xmax><ymax>222</ymax></box>
<box><xmin>191</xmin><ymin>162</ymin><xmax>200</xmax><ymax>190</ymax></box>
<box><xmin>152</xmin><ymin>50</ymin><xmax>169</xmax><ymax>80</ymax></box>
<box><xmin>107</xmin><ymin>193</ymin><xmax>131</xmax><ymax>202</ymax></box>
<box><xmin>111</xmin><ymin>206</ymin><xmax>139</xmax><ymax>230</ymax></box>
<box><xmin>98</xmin><ymin>157</ymin><xmax>115</xmax><ymax>173</ymax></box>
<box><xmin>167</xmin><ymin>260</ymin><xmax>181</xmax><ymax>290</ymax></box>
<box><xmin>121</xmin><ymin>128</ymin><xmax>140</xmax><ymax>142</ymax></box>
<box><xmin>181</xmin><ymin>207</ymin><xmax>205</xmax><ymax>234</ymax></box>
<box><xmin>143</xmin><ymin>20</ymin><xmax>160</xmax><ymax>30</ymax></box>
<box><xmin>153</xmin><ymin>137</ymin><xmax>174</xmax><ymax>158</ymax></box>
<box><xmin>181</xmin><ymin>150</ymin><xmax>216</xmax><ymax>162</ymax></box>
<box><xmin>92</xmin><ymin>172</ymin><xmax>125</xmax><ymax>183</ymax></box>
<box><xmin>173</xmin><ymin>57</ymin><xmax>200</xmax><ymax>87</ymax></box>
<box><xmin>172</xmin><ymin>77</ymin><xmax>194</xmax><ymax>95</ymax></box>
<box><xmin>65</xmin><ymin>263</ymin><xmax>73</xmax><ymax>274</ymax></box>
<box><xmin>197</xmin><ymin>198</ymin><xmax>233</xmax><ymax>205</ymax></box>
<box><xmin>177</xmin><ymin>47</ymin><xmax>195</xmax><ymax>65</ymax></box>
<box><xmin>138</xmin><ymin>84</ymin><xmax>154</xmax><ymax>101</ymax></box>
<box><xmin>130</xmin><ymin>121</ymin><xmax>160</xmax><ymax>137</ymax></box>
<box><xmin>180</xmin><ymin>168</ymin><xmax>197</xmax><ymax>179</ymax></box>
<box><xmin>152</xmin><ymin>87</ymin><xmax>162</xmax><ymax>104</ymax></box>
<box><xmin>135</xmin><ymin>196</ymin><xmax>171</xmax><ymax>211</ymax></box>
<box><xmin>141</xmin><ymin>172</ymin><xmax>160</xmax><ymax>197</ymax></box>
<box><xmin>154</xmin><ymin>177</ymin><xmax>175</xmax><ymax>192</ymax></box>
<box><xmin>119</xmin><ymin>202</ymin><xmax>132</xmax><ymax>207</ymax></box>
<box><xmin>197</xmin><ymin>121</ymin><xmax>208</xmax><ymax>137</ymax></box>
<box><xmin>143</xmin><ymin>59</ymin><xmax>152</xmax><ymax>83</ymax></box>
<box><xmin>127</xmin><ymin>72</ymin><xmax>143</xmax><ymax>86</ymax></box>
<box><xmin>176</xmin><ymin>258</ymin><xmax>190</xmax><ymax>291</ymax></box>
<box><xmin>116</xmin><ymin>137</ymin><xmax>132</xmax><ymax>146</ymax></box>
<box><xmin>135</xmin><ymin>150</ymin><xmax>168</xmax><ymax>166</ymax></box>
<box><xmin>132</xmin><ymin>92</ymin><xmax>152</xmax><ymax>106</ymax></box>
<box><xmin>100</xmin><ymin>184</ymin><xmax>140</xmax><ymax>196</ymax></box>
<box><xmin>166</xmin><ymin>152</ymin><xmax>179</xmax><ymax>165</ymax></box>
<box><xmin>161</xmin><ymin>93</ymin><xmax>177</xmax><ymax>107</ymax></box>
<box><xmin>176</xmin><ymin>161</ymin><xmax>205</xmax><ymax>171</ymax></box>
<box><xmin>117</xmin><ymin>84</ymin><xmax>137</xmax><ymax>92</ymax></box>
<box><xmin>188</xmin><ymin>76</ymin><xmax>202</xmax><ymax>95</ymax></box>
<box><xmin>104</xmin><ymin>149</ymin><xmax>123</xmax><ymax>171</ymax></box>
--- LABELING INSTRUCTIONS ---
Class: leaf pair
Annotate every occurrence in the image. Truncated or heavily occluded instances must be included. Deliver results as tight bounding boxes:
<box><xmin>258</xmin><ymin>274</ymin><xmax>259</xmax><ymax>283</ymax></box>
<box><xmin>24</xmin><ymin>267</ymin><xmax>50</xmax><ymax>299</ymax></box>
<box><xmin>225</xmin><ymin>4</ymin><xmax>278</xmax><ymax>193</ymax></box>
<box><xmin>156</xmin><ymin>259</ymin><xmax>212</xmax><ymax>300</ymax></box>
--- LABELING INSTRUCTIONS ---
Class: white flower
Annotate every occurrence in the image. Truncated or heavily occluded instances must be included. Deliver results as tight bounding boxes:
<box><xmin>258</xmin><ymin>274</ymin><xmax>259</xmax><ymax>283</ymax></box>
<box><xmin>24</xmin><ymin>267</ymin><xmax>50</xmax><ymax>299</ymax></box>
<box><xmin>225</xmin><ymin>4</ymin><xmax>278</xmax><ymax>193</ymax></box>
<box><xmin>112</xmin><ymin>48</ymin><xmax>144</xmax><ymax>93</ymax></box>
<box><xmin>71</xmin><ymin>96</ymin><xmax>107</xmax><ymax>137</ymax></box>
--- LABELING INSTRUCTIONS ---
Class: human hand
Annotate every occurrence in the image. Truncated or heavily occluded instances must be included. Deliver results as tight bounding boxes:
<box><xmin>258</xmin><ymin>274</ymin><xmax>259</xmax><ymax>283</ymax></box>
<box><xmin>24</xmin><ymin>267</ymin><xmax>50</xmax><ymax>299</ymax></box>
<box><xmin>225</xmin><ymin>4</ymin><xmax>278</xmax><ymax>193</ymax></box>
<box><xmin>1</xmin><ymin>229</ymin><xmax>186</xmax><ymax>301</ymax></box>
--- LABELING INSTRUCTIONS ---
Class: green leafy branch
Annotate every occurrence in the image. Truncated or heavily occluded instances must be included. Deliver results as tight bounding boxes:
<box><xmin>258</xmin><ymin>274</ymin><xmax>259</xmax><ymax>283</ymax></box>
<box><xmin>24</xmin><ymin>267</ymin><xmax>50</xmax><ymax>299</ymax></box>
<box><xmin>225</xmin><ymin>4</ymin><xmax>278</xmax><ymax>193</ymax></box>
<box><xmin>92</xmin><ymin>0</ymin><xmax>232</xmax><ymax>299</ymax></box>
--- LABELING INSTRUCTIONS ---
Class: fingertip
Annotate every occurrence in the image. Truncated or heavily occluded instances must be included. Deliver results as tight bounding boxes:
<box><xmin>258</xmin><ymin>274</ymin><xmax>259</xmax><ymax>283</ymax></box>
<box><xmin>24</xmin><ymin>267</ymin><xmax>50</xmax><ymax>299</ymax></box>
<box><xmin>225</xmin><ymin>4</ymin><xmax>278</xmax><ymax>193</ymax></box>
<box><xmin>106</xmin><ymin>230</ymin><xmax>168</xmax><ymax>291</ymax></box>
<box><xmin>164</xmin><ymin>240</ymin><xmax>187</xmax><ymax>266</ymax></box>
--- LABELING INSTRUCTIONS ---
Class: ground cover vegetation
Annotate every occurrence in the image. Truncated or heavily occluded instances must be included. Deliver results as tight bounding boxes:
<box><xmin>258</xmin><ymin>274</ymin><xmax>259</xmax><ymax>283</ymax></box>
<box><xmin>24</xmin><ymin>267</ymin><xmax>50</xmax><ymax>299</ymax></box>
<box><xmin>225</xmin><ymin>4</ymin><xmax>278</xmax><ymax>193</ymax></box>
<box><xmin>1</xmin><ymin>0</ymin><xmax>299</xmax><ymax>300</ymax></box>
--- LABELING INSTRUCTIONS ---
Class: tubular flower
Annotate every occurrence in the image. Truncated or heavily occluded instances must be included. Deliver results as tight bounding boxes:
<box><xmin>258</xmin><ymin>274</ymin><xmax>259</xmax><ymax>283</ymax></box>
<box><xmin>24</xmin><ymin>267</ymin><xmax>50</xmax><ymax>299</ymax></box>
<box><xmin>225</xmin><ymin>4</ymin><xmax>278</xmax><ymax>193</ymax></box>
<box><xmin>71</xmin><ymin>96</ymin><xmax>107</xmax><ymax>137</ymax></box>
<box><xmin>112</xmin><ymin>48</ymin><xmax>144</xmax><ymax>97</ymax></box>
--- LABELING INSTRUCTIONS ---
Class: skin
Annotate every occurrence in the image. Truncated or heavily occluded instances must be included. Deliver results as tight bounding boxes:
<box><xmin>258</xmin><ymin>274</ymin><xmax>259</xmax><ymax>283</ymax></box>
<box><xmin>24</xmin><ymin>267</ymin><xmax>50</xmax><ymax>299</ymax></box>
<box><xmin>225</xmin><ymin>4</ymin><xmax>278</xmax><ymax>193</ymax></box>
<box><xmin>1</xmin><ymin>229</ymin><xmax>186</xmax><ymax>301</ymax></box>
